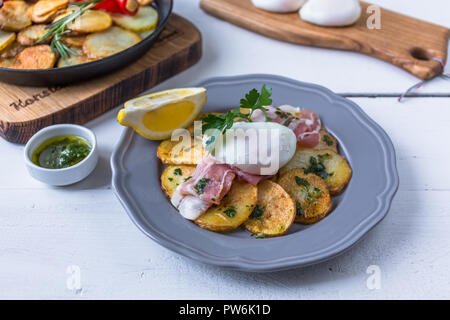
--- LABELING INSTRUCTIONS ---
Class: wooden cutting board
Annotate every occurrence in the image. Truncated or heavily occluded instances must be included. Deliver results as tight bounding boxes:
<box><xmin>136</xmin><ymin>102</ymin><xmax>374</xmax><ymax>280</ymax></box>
<box><xmin>201</xmin><ymin>0</ymin><xmax>449</xmax><ymax>80</ymax></box>
<box><xmin>0</xmin><ymin>14</ymin><xmax>202</xmax><ymax>144</ymax></box>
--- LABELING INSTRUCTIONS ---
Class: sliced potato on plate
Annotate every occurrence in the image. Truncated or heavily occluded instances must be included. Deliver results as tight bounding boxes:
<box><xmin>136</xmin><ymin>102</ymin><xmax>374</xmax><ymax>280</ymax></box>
<box><xmin>243</xmin><ymin>180</ymin><xmax>295</xmax><ymax>237</ymax></box>
<box><xmin>195</xmin><ymin>181</ymin><xmax>257</xmax><ymax>233</ymax></box>
<box><xmin>0</xmin><ymin>1</ymin><xmax>32</xmax><ymax>31</ymax></box>
<box><xmin>278</xmin><ymin>169</ymin><xmax>332</xmax><ymax>225</ymax></box>
<box><xmin>83</xmin><ymin>26</ymin><xmax>141</xmax><ymax>58</ymax></box>
<box><xmin>160</xmin><ymin>165</ymin><xmax>196</xmax><ymax>198</ymax></box>
<box><xmin>111</xmin><ymin>6</ymin><xmax>158</xmax><ymax>32</ymax></box>
<box><xmin>0</xmin><ymin>31</ymin><xmax>16</xmax><ymax>52</ymax></box>
<box><xmin>280</xmin><ymin>148</ymin><xmax>352</xmax><ymax>195</ymax></box>
<box><xmin>17</xmin><ymin>24</ymin><xmax>50</xmax><ymax>45</ymax></box>
<box><xmin>13</xmin><ymin>44</ymin><xmax>56</xmax><ymax>69</ymax></box>
<box><xmin>157</xmin><ymin>138</ymin><xmax>205</xmax><ymax>165</ymax></box>
<box><xmin>316</xmin><ymin>127</ymin><xmax>338</xmax><ymax>153</ymax></box>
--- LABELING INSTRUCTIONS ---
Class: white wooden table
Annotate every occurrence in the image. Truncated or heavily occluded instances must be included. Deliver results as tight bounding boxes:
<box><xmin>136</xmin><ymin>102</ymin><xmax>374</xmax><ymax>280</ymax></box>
<box><xmin>1</xmin><ymin>0</ymin><xmax>449</xmax><ymax>299</ymax></box>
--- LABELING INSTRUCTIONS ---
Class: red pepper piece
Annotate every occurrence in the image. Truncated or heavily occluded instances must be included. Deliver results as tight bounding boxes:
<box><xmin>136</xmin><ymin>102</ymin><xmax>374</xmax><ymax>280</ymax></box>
<box><xmin>77</xmin><ymin>0</ymin><xmax>139</xmax><ymax>16</ymax></box>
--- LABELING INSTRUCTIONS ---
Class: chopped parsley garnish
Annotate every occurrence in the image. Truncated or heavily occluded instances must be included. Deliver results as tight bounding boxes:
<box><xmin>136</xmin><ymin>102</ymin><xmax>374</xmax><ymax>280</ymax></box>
<box><xmin>194</xmin><ymin>178</ymin><xmax>210</xmax><ymax>195</ymax></box>
<box><xmin>184</xmin><ymin>176</ymin><xmax>192</xmax><ymax>182</ymax></box>
<box><xmin>174</xmin><ymin>168</ymin><xmax>182</xmax><ymax>175</ymax></box>
<box><xmin>168</xmin><ymin>177</ymin><xmax>173</xmax><ymax>182</ymax></box>
<box><xmin>223</xmin><ymin>206</ymin><xmax>237</xmax><ymax>218</ymax></box>
<box><xmin>250</xmin><ymin>205</ymin><xmax>265</xmax><ymax>220</ymax></box>
<box><xmin>295</xmin><ymin>176</ymin><xmax>310</xmax><ymax>188</ymax></box>
<box><xmin>323</xmin><ymin>135</ymin><xmax>334</xmax><ymax>146</ymax></box>
<box><xmin>304</xmin><ymin>155</ymin><xmax>330</xmax><ymax>179</ymax></box>
<box><xmin>253</xmin><ymin>233</ymin><xmax>266</xmax><ymax>239</ymax></box>
<box><xmin>296</xmin><ymin>202</ymin><xmax>305</xmax><ymax>216</ymax></box>
<box><xmin>202</xmin><ymin>85</ymin><xmax>273</xmax><ymax>150</ymax></box>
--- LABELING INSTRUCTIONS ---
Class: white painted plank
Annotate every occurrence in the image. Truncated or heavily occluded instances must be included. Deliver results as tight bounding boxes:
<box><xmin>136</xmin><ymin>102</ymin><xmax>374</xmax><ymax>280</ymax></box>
<box><xmin>167</xmin><ymin>0</ymin><xmax>450</xmax><ymax>94</ymax></box>
<box><xmin>0</xmin><ymin>97</ymin><xmax>450</xmax><ymax>299</ymax></box>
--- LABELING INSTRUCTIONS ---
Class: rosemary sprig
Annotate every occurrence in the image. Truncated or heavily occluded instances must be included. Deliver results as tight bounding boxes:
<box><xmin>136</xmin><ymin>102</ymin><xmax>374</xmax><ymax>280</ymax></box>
<box><xmin>37</xmin><ymin>0</ymin><xmax>105</xmax><ymax>59</ymax></box>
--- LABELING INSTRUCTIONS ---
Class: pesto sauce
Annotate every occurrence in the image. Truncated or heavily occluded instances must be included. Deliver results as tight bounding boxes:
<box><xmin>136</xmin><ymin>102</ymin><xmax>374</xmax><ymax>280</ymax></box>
<box><xmin>32</xmin><ymin>135</ymin><xmax>91</xmax><ymax>169</ymax></box>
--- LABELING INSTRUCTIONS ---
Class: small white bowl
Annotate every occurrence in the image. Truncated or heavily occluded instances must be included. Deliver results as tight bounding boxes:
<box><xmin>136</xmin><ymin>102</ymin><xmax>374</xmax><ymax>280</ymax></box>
<box><xmin>24</xmin><ymin>124</ymin><xmax>99</xmax><ymax>186</ymax></box>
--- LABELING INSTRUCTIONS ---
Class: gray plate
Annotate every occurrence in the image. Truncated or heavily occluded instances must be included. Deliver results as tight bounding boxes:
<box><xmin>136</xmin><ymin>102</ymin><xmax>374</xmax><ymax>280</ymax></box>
<box><xmin>111</xmin><ymin>74</ymin><xmax>399</xmax><ymax>272</ymax></box>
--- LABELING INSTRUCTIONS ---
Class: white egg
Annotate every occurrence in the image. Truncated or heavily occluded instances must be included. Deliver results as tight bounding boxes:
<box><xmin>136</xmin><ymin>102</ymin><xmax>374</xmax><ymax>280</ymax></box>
<box><xmin>300</xmin><ymin>0</ymin><xmax>361</xmax><ymax>27</ymax></box>
<box><xmin>212</xmin><ymin>122</ymin><xmax>297</xmax><ymax>176</ymax></box>
<box><xmin>251</xmin><ymin>0</ymin><xmax>307</xmax><ymax>13</ymax></box>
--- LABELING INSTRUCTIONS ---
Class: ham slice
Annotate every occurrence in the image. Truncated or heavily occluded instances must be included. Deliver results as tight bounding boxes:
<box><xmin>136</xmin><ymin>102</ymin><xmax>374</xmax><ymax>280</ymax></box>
<box><xmin>171</xmin><ymin>156</ymin><xmax>271</xmax><ymax>220</ymax></box>
<box><xmin>178</xmin><ymin>155</ymin><xmax>235</xmax><ymax>205</ymax></box>
<box><xmin>251</xmin><ymin>105</ymin><xmax>321</xmax><ymax>148</ymax></box>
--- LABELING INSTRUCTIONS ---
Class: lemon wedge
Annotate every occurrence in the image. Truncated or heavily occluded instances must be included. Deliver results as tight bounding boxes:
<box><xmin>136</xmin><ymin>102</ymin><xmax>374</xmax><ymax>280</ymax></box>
<box><xmin>117</xmin><ymin>88</ymin><xmax>207</xmax><ymax>140</ymax></box>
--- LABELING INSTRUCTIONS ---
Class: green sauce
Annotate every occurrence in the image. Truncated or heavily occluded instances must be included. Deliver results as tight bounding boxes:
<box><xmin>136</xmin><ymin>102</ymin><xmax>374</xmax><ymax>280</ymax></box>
<box><xmin>32</xmin><ymin>135</ymin><xmax>92</xmax><ymax>169</ymax></box>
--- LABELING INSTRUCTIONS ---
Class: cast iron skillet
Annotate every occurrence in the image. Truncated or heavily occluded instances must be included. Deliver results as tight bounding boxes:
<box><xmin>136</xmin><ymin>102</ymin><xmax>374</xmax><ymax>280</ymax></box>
<box><xmin>0</xmin><ymin>0</ymin><xmax>173</xmax><ymax>86</ymax></box>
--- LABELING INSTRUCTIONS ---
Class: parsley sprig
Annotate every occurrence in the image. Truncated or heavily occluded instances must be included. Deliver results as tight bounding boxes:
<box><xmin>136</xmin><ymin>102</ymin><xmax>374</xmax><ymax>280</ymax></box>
<box><xmin>37</xmin><ymin>0</ymin><xmax>105</xmax><ymax>59</ymax></box>
<box><xmin>202</xmin><ymin>84</ymin><xmax>273</xmax><ymax>150</ymax></box>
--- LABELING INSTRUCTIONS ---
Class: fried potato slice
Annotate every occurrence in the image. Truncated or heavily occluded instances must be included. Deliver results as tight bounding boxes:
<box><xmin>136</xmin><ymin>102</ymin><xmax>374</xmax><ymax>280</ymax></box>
<box><xmin>157</xmin><ymin>138</ymin><xmax>205</xmax><ymax>165</ymax></box>
<box><xmin>0</xmin><ymin>30</ymin><xmax>16</xmax><ymax>52</ymax></box>
<box><xmin>17</xmin><ymin>24</ymin><xmax>50</xmax><ymax>45</ymax></box>
<box><xmin>278</xmin><ymin>169</ymin><xmax>332</xmax><ymax>225</ymax></box>
<box><xmin>138</xmin><ymin>29</ymin><xmax>155</xmax><ymax>39</ymax></box>
<box><xmin>61</xmin><ymin>35</ymin><xmax>86</xmax><ymax>47</ymax></box>
<box><xmin>0</xmin><ymin>1</ymin><xmax>32</xmax><ymax>31</ymax></box>
<box><xmin>83</xmin><ymin>26</ymin><xmax>141</xmax><ymax>59</ymax></box>
<box><xmin>0</xmin><ymin>41</ymin><xmax>25</xmax><ymax>58</ymax></box>
<box><xmin>111</xmin><ymin>6</ymin><xmax>158</xmax><ymax>32</ymax></box>
<box><xmin>0</xmin><ymin>58</ymin><xmax>14</xmax><ymax>68</ymax></box>
<box><xmin>195</xmin><ymin>181</ymin><xmax>258</xmax><ymax>233</ymax></box>
<box><xmin>28</xmin><ymin>0</ymin><xmax>68</xmax><ymax>23</ymax></box>
<box><xmin>160</xmin><ymin>165</ymin><xmax>196</xmax><ymax>198</ymax></box>
<box><xmin>243</xmin><ymin>180</ymin><xmax>295</xmax><ymax>237</ymax></box>
<box><xmin>54</xmin><ymin>9</ymin><xmax>112</xmax><ymax>33</ymax></box>
<box><xmin>280</xmin><ymin>149</ymin><xmax>352</xmax><ymax>195</ymax></box>
<box><xmin>316</xmin><ymin>127</ymin><xmax>338</xmax><ymax>153</ymax></box>
<box><xmin>57</xmin><ymin>46</ymin><xmax>93</xmax><ymax>67</ymax></box>
<box><xmin>137</xmin><ymin>0</ymin><xmax>154</xmax><ymax>5</ymax></box>
<box><xmin>13</xmin><ymin>44</ymin><xmax>56</xmax><ymax>69</ymax></box>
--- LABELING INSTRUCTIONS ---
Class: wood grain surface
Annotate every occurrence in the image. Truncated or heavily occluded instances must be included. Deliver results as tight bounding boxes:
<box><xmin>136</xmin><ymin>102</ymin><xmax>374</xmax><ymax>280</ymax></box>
<box><xmin>200</xmin><ymin>0</ymin><xmax>449</xmax><ymax>80</ymax></box>
<box><xmin>0</xmin><ymin>14</ymin><xmax>202</xmax><ymax>144</ymax></box>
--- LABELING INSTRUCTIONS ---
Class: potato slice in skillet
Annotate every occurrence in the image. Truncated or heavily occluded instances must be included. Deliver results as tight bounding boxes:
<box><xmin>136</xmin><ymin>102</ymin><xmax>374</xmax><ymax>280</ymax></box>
<box><xmin>195</xmin><ymin>181</ymin><xmax>258</xmax><ymax>233</ymax></box>
<box><xmin>160</xmin><ymin>165</ymin><xmax>196</xmax><ymax>198</ymax></box>
<box><xmin>61</xmin><ymin>35</ymin><xmax>86</xmax><ymax>47</ymax></box>
<box><xmin>137</xmin><ymin>0</ymin><xmax>154</xmax><ymax>5</ymax></box>
<box><xmin>138</xmin><ymin>29</ymin><xmax>155</xmax><ymax>39</ymax></box>
<box><xmin>243</xmin><ymin>180</ymin><xmax>296</xmax><ymax>238</ymax></box>
<box><xmin>0</xmin><ymin>31</ymin><xmax>16</xmax><ymax>52</ymax></box>
<box><xmin>83</xmin><ymin>26</ymin><xmax>141</xmax><ymax>59</ymax></box>
<box><xmin>13</xmin><ymin>44</ymin><xmax>56</xmax><ymax>69</ymax></box>
<box><xmin>28</xmin><ymin>0</ymin><xmax>69</xmax><ymax>23</ymax></box>
<box><xmin>0</xmin><ymin>1</ymin><xmax>32</xmax><ymax>31</ymax></box>
<box><xmin>17</xmin><ymin>24</ymin><xmax>51</xmax><ymax>45</ymax></box>
<box><xmin>279</xmin><ymin>149</ymin><xmax>352</xmax><ymax>195</ymax></box>
<box><xmin>278</xmin><ymin>169</ymin><xmax>332</xmax><ymax>225</ymax></box>
<box><xmin>57</xmin><ymin>46</ymin><xmax>93</xmax><ymax>67</ymax></box>
<box><xmin>0</xmin><ymin>41</ymin><xmax>25</xmax><ymax>59</ymax></box>
<box><xmin>54</xmin><ymin>9</ymin><xmax>112</xmax><ymax>33</ymax></box>
<box><xmin>111</xmin><ymin>6</ymin><xmax>158</xmax><ymax>32</ymax></box>
<box><xmin>0</xmin><ymin>58</ymin><xmax>15</xmax><ymax>68</ymax></box>
<box><xmin>315</xmin><ymin>127</ymin><xmax>338</xmax><ymax>153</ymax></box>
